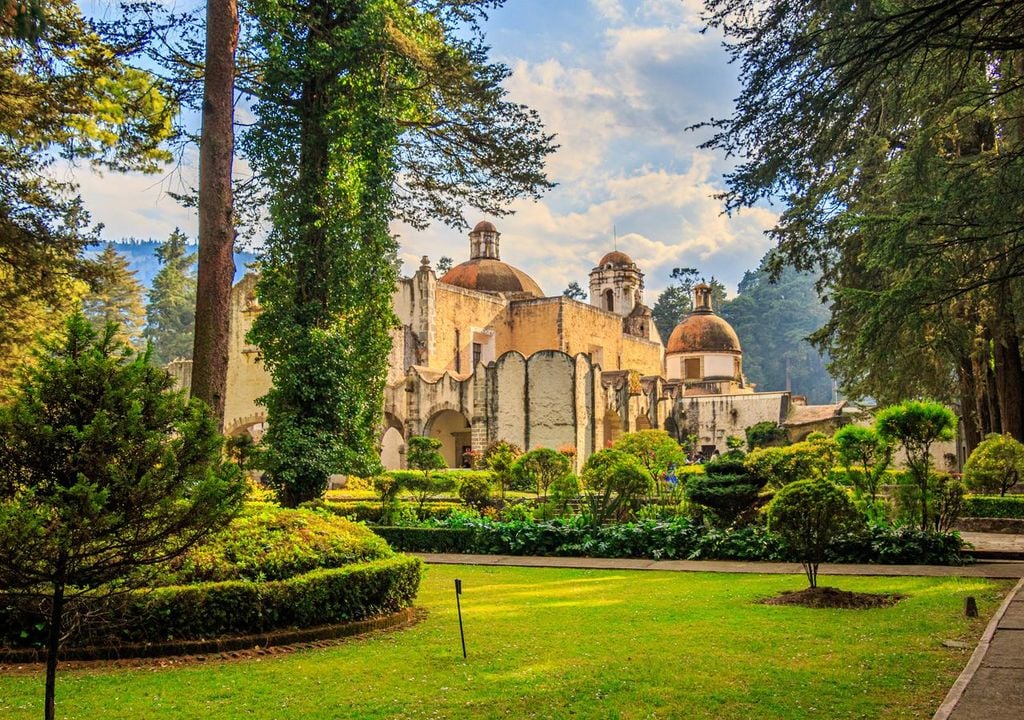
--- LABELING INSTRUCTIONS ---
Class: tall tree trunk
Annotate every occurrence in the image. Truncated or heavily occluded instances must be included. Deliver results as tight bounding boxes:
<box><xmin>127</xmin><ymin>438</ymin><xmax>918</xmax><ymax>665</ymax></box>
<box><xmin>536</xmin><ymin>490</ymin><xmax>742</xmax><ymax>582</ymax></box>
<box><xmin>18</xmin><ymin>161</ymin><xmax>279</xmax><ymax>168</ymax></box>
<box><xmin>992</xmin><ymin>287</ymin><xmax>1024</xmax><ymax>441</ymax></box>
<box><xmin>957</xmin><ymin>360</ymin><xmax>981</xmax><ymax>455</ymax></box>
<box><xmin>192</xmin><ymin>0</ymin><xmax>239</xmax><ymax>427</ymax></box>
<box><xmin>44</xmin><ymin>580</ymin><xmax>65</xmax><ymax>720</ymax></box>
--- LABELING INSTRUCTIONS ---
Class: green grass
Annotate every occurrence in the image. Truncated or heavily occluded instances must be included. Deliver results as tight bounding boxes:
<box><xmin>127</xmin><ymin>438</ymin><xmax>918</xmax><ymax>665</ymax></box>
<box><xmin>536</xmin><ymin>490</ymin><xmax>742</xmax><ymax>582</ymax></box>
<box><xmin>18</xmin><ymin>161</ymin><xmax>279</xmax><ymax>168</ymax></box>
<box><xmin>0</xmin><ymin>566</ymin><xmax>1009</xmax><ymax>719</ymax></box>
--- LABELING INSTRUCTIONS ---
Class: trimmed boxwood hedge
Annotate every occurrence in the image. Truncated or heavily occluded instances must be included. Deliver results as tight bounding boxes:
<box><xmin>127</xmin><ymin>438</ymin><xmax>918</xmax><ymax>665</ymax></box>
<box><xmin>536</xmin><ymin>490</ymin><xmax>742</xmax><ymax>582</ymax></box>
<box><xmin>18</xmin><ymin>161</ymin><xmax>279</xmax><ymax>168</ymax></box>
<box><xmin>1</xmin><ymin>555</ymin><xmax>422</xmax><ymax>647</ymax></box>
<box><xmin>963</xmin><ymin>495</ymin><xmax>1024</xmax><ymax>519</ymax></box>
<box><xmin>160</xmin><ymin>504</ymin><xmax>393</xmax><ymax>584</ymax></box>
<box><xmin>373</xmin><ymin>520</ymin><xmax>966</xmax><ymax>565</ymax></box>
<box><xmin>313</xmin><ymin>500</ymin><xmax>463</xmax><ymax>523</ymax></box>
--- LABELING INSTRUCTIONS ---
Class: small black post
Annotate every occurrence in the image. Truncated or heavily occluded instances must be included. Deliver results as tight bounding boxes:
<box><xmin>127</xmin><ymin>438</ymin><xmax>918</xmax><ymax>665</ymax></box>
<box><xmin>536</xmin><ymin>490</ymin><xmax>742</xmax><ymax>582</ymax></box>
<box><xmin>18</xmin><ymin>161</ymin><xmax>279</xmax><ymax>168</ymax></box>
<box><xmin>455</xmin><ymin>578</ymin><xmax>467</xmax><ymax>659</ymax></box>
<box><xmin>965</xmin><ymin>596</ymin><xmax>979</xmax><ymax>618</ymax></box>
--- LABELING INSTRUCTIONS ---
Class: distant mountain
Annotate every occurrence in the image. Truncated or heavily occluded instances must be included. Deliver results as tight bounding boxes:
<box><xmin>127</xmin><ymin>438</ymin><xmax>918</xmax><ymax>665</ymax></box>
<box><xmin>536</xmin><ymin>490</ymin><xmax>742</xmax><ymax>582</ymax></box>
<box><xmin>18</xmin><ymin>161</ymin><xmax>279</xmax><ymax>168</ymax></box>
<box><xmin>91</xmin><ymin>239</ymin><xmax>258</xmax><ymax>291</ymax></box>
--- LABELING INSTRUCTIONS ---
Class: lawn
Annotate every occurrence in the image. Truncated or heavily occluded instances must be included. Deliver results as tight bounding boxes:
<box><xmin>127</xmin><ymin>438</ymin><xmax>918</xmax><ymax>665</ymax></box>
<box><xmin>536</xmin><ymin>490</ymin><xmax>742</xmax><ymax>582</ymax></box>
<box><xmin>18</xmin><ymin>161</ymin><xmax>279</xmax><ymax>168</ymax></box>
<box><xmin>0</xmin><ymin>566</ymin><xmax>1009</xmax><ymax>719</ymax></box>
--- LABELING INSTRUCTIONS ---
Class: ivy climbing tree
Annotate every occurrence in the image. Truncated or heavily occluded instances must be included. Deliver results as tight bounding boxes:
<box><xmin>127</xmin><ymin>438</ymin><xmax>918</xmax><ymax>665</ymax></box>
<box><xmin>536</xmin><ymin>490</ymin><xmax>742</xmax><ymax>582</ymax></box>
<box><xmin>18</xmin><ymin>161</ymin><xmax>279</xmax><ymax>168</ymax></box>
<box><xmin>243</xmin><ymin>0</ymin><xmax>554</xmax><ymax>506</ymax></box>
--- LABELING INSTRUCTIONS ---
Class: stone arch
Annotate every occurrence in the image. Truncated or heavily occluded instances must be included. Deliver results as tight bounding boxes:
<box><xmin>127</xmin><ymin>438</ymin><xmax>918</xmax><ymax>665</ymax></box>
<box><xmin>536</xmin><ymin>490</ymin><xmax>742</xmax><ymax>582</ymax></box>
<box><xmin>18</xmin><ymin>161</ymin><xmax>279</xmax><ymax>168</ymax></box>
<box><xmin>664</xmin><ymin>416</ymin><xmax>679</xmax><ymax>442</ymax></box>
<box><xmin>424</xmin><ymin>408</ymin><xmax>473</xmax><ymax>468</ymax></box>
<box><xmin>604</xmin><ymin>288</ymin><xmax>614</xmax><ymax>311</ymax></box>
<box><xmin>225</xmin><ymin>412</ymin><xmax>267</xmax><ymax>441</ymax></box>
<box><xmin>380</xmin><ymin>411</ymin><xmax>406</xmax><ymax>470</ymax></box>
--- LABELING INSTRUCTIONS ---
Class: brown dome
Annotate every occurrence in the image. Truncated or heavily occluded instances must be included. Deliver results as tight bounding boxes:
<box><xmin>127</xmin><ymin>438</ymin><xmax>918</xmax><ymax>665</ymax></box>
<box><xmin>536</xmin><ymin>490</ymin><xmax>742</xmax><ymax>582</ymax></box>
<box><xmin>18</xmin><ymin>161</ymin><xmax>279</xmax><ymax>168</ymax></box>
<box><xmin>472</xmin><ymin>220</ymin><xmax>498</xmax><ymax>234</ymax></box>
<box><xmin>441</xmin><ymin>258</ymin><xmax>544</xmax><ymax>298</ymax></box>
<box><xmin>598</xmin><ymin>250</ymin><xmax>634</xmax><ymax>267</ymax></box>
<box><xmin>666</xmin><ymin>312</ymin><xmax>741</xmax><ymax>354</ymax></box>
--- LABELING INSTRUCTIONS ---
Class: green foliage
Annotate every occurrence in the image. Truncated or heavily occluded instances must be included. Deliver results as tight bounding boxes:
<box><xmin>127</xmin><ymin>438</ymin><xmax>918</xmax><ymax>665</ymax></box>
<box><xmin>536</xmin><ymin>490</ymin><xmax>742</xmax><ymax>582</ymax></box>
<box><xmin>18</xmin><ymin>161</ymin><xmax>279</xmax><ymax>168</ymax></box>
<box><xmin>81</xmin><ymin>243</ymin><xmax>146</xmax><ymax>348</ymax></box>
<box><xmin>833</xmin><ymin>424</ymin><xmax>893</xmax><ymax>502</ymax></box>
<box><xmin>685</xmin><ymin>453</ymin><xmax>766</xmax><ymax>526</ymax></box>
<box><xmin>767</xmin><ymin>479</ymin><xmax>862</xmax><ymax>588</ymax></box>
<box><xmin>745</xmin><ymin>421</ymin><xmax>787</xmax><ymax>451</ymax></box>
<box><xmin>0</xmin><ymin>0</ymin><xmax>175</xmax><ymax>384</ymax></box>
<box><xmin>964</xmin><ymin>434</ymin><xmax>1024</xmax><ymax>496</ymax></box>
<box><xmin>314</xmin><ymin>499</ymin><xmax>461</xmax><ymax>524</ymax></box>
<box><xmin>876</xmin><ymin>401</ymin><xmax>957</xmax><ymax>530</ymax></box>
<box><xmin>375</xmin><ymin>516</ymin><xmax>965</xmax><ymax>566</ymax></box>
<box><xmin>562</xmin><ymin>281</ymin><xmax>586</xmax><ymax>301</ymax></box>
<box><xmin>894</xmin><ymin>472</ymin><xmax>966</xmax><ymax>533</ymax></box>
<box><xmin>402</xmin><ymin>438</ymin><xmax>455</xmax><ymax>516</ymax></box>
<box><xmin>0</xmin><ymin>315</ymin><xmax>244</xmax><ymax>673</ymax></box>
<box><xmin>0</xmin><ymin>555</ymin><xmax>422</xmax><ymax>647</ymax></box>
<box><xmin>718</xmin><ymin>258</ymin><xmax>834</xmax><ymax>404</ymax></box>
<box><xmin>244</xmin><ymin>0</ymin><xmax>554</xmax><ymax>510</ymax></box>
<box><xmin>700</xmin><ymin>0</ymin><xmax>1024</xmax><ymax>419</ymax></box>
<box><xmin>160</xmin><ymin>506</ymin><xmax>392</xmax><ymax>584</ymax></box>
<box><xmin>580</xmin><ymin>449</ymin><xmax>651</xmax><ymax>526</ymax></box>
<box><xmin>613</xmin><ymin>430</ymin><xmax>687</xmax><ymax>489</ymax></box>
<box><xmin>548</xmin><ymin>473</ymin><xmax>581</xmax><ymax>513</ymax></box>
<box><xmin>744</xmin><ymin>440</ymin><xmax>833</xmax><ymax>488</ymax></box>
<box><xmin>512</xmin><ymin>448</ymin><xmax>571</xmax><ymax>497</ymax></box>
<box><xmin>143</xmin><ymin>229</ymin><xmax>197</xmax><ymax>365</ymax></box>
<box><xmin>963</xmin><ymin>495</ymin><xmax>1024</xmax><ymax>519</ymax></box>
<box><xmin>457</xmin><ymin>474</ymin><xmax>492</xmax><ymax>511</ymax></box>
<box><xmin>483</xmin><ymin>440</ymin><xmax>523</xmax><ymax>497</ymax></box>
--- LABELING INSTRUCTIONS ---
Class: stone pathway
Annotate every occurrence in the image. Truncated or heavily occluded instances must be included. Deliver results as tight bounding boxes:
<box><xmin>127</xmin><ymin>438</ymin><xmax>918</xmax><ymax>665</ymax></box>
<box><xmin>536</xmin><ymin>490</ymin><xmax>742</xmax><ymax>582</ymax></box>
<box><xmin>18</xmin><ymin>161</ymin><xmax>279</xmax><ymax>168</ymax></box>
<box><xmin>415</xmin><ymin>552</ymin><xmax>1024</xmax><ymax>719</ymax></box>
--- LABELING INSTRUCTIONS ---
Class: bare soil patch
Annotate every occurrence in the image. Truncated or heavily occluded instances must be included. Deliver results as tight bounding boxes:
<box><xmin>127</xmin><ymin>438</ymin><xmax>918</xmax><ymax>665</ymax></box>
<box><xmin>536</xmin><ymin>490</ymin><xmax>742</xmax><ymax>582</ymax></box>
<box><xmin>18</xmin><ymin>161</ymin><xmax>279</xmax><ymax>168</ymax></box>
<box><xmin>762</xmin><ymin>586</ymin><xmax>906</xmax><ymax>609</ymax></box>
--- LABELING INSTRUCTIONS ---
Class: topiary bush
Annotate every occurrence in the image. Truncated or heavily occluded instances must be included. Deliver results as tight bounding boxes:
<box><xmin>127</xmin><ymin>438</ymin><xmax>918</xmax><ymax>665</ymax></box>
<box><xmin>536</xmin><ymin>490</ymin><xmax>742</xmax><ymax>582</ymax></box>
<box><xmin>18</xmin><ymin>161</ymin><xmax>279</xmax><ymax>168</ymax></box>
<box><xmin>685</xmin><ymin>452</ymin><xmax>766</xmax><ymax>526</ymax></box>
<box><xmin>313</xmin><ymin>499</ymin><xmax>462</xmax><ymax>524</ymax></box>
<box><xmin>963</xmin><ymin>433</ymin><xmax>1024</xmax><ymax>496</ymax></box>
<box><xmin>158</xmin><ymin>505</ymin><xmax>392</xmax><ymax>584</ymax></box>
<box><xmin>457</xmin><ymin>474</ymin><xmax>493</xmax><ymax>511</ymax></box>
<box><xmin>767</xmin><ymin>479</ymin><xmax>862</xmax><ymax>587</ymax></box>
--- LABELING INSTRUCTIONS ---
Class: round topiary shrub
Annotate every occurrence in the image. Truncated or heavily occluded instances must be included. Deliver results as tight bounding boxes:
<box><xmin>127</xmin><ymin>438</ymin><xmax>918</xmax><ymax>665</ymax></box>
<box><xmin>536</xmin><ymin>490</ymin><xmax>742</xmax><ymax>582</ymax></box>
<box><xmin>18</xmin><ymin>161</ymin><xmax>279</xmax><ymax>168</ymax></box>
<box><xmin>767</xmin><ymin>479</ymin><xmax>861</xmax><ymax>588</ymax></box>
<box><xmin>159</xmin><ymin>505</ymin><xmax>394</xmax><ymax>584</ymax></box>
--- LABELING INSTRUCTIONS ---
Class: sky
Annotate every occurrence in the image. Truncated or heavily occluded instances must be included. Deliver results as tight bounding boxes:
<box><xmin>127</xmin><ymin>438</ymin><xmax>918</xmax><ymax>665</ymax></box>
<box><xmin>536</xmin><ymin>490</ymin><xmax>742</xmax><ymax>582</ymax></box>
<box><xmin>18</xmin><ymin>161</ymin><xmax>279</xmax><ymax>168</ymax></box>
<box><xmin>72</xmin><ymin>0</ymin><xmax>778</xmax><ymax>299</ymax></box>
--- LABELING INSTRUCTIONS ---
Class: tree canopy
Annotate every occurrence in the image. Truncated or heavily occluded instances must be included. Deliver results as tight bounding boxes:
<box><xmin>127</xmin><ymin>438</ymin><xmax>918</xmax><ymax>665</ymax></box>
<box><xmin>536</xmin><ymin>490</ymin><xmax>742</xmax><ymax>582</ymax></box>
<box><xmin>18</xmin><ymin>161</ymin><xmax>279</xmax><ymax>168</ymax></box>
<box><xmin>144</xmin><ymin>229</ymin><xmax>197</xmax><ymax>365</ymax></box>
<box><xmin>81</xmin><ymin>243</ymin><xmax>146</xmax><ymax>348</ymax></box>
<box><xmin>700</xmin><ymin>0</ymin><xmax>1024</xmax><ymax>448</ymax></box>
<box><xmin>0</xmin><ymin>0</ymin><xmax>175</xmax><ymax>385</ymax></box>
<box><xmin>244</xmin><ymin>0</ymin><xmax>554</xmax><ymax>504</ymax></box>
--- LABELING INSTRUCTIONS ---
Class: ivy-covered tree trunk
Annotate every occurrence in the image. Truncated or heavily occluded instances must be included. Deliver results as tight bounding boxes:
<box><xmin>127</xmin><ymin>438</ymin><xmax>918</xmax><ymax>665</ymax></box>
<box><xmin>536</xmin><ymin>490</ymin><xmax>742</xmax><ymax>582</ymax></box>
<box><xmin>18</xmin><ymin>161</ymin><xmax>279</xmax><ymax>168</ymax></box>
<box><xmin>192</xmin><ymin>0</ymin><xmax>239</xmax><ymax>426</ymax></box>
<box><xmin>248</xmin><ymin>1</ymin><xmax>398</xmax><ymax>506</ymax></box>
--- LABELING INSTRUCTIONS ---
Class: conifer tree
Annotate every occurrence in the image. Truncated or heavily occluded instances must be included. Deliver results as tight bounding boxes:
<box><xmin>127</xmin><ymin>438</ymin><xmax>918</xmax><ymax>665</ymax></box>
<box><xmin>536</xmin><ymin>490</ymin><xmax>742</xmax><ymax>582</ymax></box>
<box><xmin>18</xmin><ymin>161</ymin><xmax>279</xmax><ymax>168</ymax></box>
<box><xmin>0</xmin><ymin>314</ymin><xmax>244</xmax><ymax>720</ymax></box>
<box><xmin>144</xmin><ymin>229</ymin><xmax>197</xmax><ymax>365</ymax></box>
<box><xmin>81</xmin><ymin>243</ymin><xmax>146</xmax><ymax>347</ymax></box>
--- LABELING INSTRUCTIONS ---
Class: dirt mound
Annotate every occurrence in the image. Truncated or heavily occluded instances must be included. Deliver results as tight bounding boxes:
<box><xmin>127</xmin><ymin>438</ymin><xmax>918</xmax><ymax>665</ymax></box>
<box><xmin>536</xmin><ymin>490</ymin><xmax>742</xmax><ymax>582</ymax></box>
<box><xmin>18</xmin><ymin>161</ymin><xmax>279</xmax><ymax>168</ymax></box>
<box><xmin>762</xmin><ymin>586</ymin><xmax>905</xmax><ymax>609</ymax></box>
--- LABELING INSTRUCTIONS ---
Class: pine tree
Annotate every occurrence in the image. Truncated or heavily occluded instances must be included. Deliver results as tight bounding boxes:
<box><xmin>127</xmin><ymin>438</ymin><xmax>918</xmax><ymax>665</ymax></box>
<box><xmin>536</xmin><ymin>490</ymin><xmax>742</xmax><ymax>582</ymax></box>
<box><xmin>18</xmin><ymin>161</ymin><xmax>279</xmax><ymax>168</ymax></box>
<box><xmin>0</xmin><ymin>314</ymin><xmax>244</xmax><ymax>720</ymax></box>
<box><xmin>81</xmin><ymin>243</ymin><xmax>146</xmax><ymax>347</ymax></box>
<box><xmin>144</xmin><ymin>229</ymin><xmax>197</xmax><ymax>365</ymax></box>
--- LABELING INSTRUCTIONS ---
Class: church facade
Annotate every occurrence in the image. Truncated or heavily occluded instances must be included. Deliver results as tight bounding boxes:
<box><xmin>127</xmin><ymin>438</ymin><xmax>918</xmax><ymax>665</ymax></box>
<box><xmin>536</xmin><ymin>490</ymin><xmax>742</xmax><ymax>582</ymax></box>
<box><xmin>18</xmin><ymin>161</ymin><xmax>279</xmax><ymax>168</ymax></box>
<box><xmin>183</xmin><ymin>221</ymin><xmax>845</xmax><ymax>471</ymax></box>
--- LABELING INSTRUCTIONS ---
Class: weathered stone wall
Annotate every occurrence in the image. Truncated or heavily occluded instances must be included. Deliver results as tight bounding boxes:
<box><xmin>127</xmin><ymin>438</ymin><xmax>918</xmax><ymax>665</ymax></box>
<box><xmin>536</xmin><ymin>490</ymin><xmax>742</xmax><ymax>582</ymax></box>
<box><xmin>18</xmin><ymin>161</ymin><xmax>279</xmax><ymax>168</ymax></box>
<box><xmin>492</xmin><ymin>352</ymin><xmax>527</xmax><ymax>449</ymax></box>
<box><xmin>678</xmin><ymin>391</ymin><xmax>789</xmax><ymax>453</ymax></box>
<box><xmin>503</xmin><ymin>300</ymin><xmax>562</xmax><ymax>360</ymax></box>
<box><xmin>526</xmin><ymin>351</ymin><xmax>579</xmax><ymax>452</ymax></box>
<box><xmin>223</xmin><ymin>273</ymin><xmax>271</xmax><ymax>436</ymax></box>
<box><xmin>430</xmin><ymin>282</ymin><xmax>509</xmax><ymax>374</ymax></box>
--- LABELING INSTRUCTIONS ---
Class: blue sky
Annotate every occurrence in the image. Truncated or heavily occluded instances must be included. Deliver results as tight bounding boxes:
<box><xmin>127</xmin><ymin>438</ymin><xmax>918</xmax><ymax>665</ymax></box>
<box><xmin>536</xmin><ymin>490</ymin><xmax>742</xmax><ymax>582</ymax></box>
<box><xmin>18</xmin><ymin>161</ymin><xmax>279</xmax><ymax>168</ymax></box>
<box><xmin>73</xmin><ymin>0</ymin><xmax>777</xmax><ymax>299</ymax></box>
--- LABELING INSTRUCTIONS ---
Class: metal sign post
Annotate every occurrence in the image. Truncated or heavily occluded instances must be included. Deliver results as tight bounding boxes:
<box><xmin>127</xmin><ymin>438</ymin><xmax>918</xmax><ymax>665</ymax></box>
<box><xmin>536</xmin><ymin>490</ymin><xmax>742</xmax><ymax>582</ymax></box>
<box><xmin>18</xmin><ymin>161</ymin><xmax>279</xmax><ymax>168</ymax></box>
<box><xmin>455</xmin><ymin>578</ymin><xmax>467</xmax><ymax>659</ymax></box>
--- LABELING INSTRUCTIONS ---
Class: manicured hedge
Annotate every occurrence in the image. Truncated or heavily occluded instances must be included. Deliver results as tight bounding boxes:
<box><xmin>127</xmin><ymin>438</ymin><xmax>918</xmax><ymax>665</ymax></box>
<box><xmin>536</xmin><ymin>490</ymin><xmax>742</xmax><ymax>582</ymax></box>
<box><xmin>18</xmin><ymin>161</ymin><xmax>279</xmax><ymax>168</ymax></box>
<box><xmin>374</xmin><ymin>526</ymin><xmax>480</xmax><ymax>554</ymax></box>
<box><xmin>385</xmin><ymin>469</ymin><xmax>493</xmax><ymax>485</ymax></box>
<box><xmin>161</xmin><ymin>504</ymin><xmax>393</xmax><ymax>584</ymax></box>
<box><xmin>963</xmin><ymin>495</ymin><xmax>1024</xmax><ymax>519</ymax></box>
<box><xmin>313</xmin><ymin>500</ymin><xmax>462</xmax><ymax>523</ymax></box>
<box><xmin>372</xmin><ymin>520</ymin><xmax>966</xmax><ymax>566</ymax></box>
<box><xmin>1</xmin><ymin>555</ymin><xmax>422</xmax><ymax>647</ymax></box>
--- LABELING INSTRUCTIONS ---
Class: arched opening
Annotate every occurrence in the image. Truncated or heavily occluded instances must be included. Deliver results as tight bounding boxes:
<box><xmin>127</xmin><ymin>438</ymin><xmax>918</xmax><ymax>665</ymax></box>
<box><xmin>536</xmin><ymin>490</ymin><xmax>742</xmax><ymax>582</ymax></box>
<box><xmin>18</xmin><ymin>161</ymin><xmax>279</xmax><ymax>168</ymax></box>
<box><xmin>603</xmin><ymin>409</ymin><xmax>623</xmax><ymax>447</ymax></box>
<box><xmin>604</xmin><ymin>288</ymin><xmax>614</xmax><ymax>312</ymax></box>
<box><xmin>424</xmin><ymin>409</ymin><xmax>473</xmax><ymax>468</ymax></box>
<box><xmin>380</xmin><ymin>426</ymin><xmax>405</xmax><ymax>470</ymax></box>
<box><xmin>663</xmin><ymin>416</ymin><xmax>679</xmax><ymax>442</ymax></box>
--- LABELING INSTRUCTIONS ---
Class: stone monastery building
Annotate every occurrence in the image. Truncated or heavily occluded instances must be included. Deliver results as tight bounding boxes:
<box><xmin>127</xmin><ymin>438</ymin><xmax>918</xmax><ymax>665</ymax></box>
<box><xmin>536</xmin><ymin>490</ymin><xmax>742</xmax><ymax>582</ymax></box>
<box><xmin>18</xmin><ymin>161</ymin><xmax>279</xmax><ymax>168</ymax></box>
<box><xmin>206</xmin><ymin>221</ymin><xmax>845</xmax><ymax>471</ymax></box>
